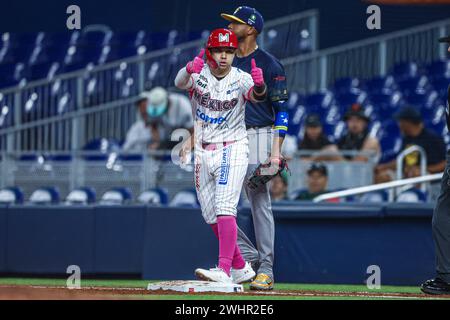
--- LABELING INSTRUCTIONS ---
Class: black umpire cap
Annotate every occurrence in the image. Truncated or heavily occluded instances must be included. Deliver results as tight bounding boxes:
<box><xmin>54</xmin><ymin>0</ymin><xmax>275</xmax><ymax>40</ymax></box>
<box><xmin>438</xmin><ymin>36</ymin><xmax>450</xmax><ymax>43</ymax></box>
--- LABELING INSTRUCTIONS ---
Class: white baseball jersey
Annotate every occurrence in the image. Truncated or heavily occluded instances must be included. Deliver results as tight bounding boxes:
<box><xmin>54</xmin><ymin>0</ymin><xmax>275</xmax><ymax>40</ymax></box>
<box><xmin>186</xmin><ymin>65</ymin><xmax>255</xmax><ymax>144</ymax></box>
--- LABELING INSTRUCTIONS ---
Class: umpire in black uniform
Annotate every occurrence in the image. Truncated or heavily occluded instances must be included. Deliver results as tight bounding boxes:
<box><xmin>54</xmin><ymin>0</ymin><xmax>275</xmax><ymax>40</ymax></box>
<box><xmin>421</xmin><ymin>35</ymin><xmax>450</xmax><ymax>295</ymax></box>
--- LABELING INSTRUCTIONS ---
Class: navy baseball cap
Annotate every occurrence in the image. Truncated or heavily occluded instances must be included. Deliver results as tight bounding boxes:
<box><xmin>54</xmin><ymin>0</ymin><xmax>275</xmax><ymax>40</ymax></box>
<box><xmin>221</xmin><ymin>6</ymin><xmax>264</xmax><ymax>34</ymax></box>
<box><xmin>304</xmin><ymin>114</ymin><xmax>322</xmax><ymax>127</ymax></box>
<box><xmin>394</xmin><ymin>106</ymin><xmax>423</xmax><ymax>124</ymax></box>
<box><xmin>307</xmin><ymin>162</ymin><xmax>328</xmax><ymax>176</ymax></box>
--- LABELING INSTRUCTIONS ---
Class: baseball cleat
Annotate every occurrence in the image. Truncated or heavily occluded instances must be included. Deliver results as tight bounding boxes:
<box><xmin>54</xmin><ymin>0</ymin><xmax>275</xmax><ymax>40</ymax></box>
<box><xmin>195</xmin><ymin>267</ymin><xmax>233</xmax><ymax>284</ymax></box>
<box><xmin>420</xmin><ymin>278</ymin><xmax>450</xmax><ymax>295</ymax></box>
<box><xmin>249</xmin><ymin>273</ymin><xmax>274</xmax><ymax>291</ymax></box>
<box><xmin>231</xmin><ymin>262</ymin><xmax>256</xmax><ymax>284</ymax></box>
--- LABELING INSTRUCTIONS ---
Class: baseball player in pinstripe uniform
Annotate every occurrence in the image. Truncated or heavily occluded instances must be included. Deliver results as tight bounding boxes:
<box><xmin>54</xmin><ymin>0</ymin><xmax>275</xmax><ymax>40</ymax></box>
<box><xmin>222</xmin><ymin>6</ymin><xmax>289</xmax><ymax>290</ymax></box>
<box><xmin>175</xmin><ymin>28</ymin><xmax>268</xmax><ymax>283</ymax></box>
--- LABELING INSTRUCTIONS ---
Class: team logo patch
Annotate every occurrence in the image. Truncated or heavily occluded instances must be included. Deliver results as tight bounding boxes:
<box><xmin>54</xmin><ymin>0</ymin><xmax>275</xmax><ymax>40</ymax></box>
<box><xmin>248</xmin><ymin>14</ymin><xmax>256</xmax><ymax>24</ymax></box>
<box><xmin>218</xmin><ymin>33</ymin><xmax>230</xmax><ymax>43</ymax></box>
<box><xmin>218</xmin><ymin>146</ymin><xmax>231</xmax><ymax>185</ymax></box>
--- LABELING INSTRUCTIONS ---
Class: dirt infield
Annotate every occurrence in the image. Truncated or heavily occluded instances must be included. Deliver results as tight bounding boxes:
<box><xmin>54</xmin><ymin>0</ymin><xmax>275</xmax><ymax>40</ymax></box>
<box><xmin>0</xmin><ymin>285</ymin><xmax>447</xmax><ymax>300</ymax></box>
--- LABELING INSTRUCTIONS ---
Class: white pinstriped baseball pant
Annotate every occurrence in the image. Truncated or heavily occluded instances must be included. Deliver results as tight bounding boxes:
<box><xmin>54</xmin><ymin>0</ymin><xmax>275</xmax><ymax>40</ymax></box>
<box><xmin>194</xmin><ymin>138</ymin><xmax>249</xmax><ymax>224</ymax></box>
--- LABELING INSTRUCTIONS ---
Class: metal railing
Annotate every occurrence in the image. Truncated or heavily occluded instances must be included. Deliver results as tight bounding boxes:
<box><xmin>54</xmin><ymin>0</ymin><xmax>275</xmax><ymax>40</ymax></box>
<box><xmin>0</xmin><ymin>10</ymin><xmax>319</xmax><ymax>152</ymax></box>
<box><xmin>282</xmin><ymin>18</ymin><xmax>450</xmax><ymax>93</ymax></box>
<box><xmin>0</xmin><ymin>149</ymin><xmax>375</xmax><ymax>202</ymax></box>
<box><xmin>313</xmin><ymin>173</ymin><xmax>442</xmax><ymax>203</ymax></box>
<box><xmin>395</xmin><ymin>145</ymin><xmax>428</xmax><ymax>199</ymax></box>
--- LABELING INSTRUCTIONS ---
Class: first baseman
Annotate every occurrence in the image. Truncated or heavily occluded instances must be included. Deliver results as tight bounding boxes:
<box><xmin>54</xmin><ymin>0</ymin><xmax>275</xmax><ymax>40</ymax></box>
<box><xmin>221</xmin><ymin>6</ymin><xmax>289</xmax><ymax>290</ymax></box>
<box><xmin>174</xmin><ymin>28</ymin><xmax>268</xmax><ymax>283</ymax></box>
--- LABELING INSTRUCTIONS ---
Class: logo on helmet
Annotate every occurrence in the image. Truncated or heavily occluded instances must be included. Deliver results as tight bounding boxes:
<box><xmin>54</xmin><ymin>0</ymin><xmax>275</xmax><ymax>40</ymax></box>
<box><xmin>218</xmin><ymin>33</ymin><xmax>230</xmax><ymax>43</ymax></box>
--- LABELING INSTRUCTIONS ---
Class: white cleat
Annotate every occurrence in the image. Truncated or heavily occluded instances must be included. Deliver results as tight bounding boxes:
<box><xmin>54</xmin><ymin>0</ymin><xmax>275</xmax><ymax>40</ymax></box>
<box><xmin>231</xmin><ymin>262</ymin><xmax>256</xmax><ymax>284</ymax></box>
<box><xmin>195</xmin><ymin>267</ymin><xmax>233</xmax><ymax>284</ymax></box>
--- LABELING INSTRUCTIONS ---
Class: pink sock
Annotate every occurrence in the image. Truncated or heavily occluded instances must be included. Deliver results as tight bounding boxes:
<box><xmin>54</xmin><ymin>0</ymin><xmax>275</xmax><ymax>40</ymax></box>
<box><xmin>210</xmin><ymin>223</ymin><xmax>246</xmax><ymax>270</ymax></box>
<box><xmin>212</xmin><ymin>216</ymin><xmax>246</xmax><ymax>276</ymax></box>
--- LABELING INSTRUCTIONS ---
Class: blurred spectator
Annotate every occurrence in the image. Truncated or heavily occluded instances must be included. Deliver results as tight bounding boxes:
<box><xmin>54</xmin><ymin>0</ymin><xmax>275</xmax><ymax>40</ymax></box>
<box><xmin>298</xmin><ymin>113</ymin><xmax>340</xmax><ymax>161</ymax></box>
<box><xmin>122</xmin><ymin>92</ymin><xmax>152</xmax><ymax>152</ymax></box>
<box><xmin>270</xmin><ymin>171</ymin><xmax>289</xmax><ymax>202</ymax></box>
<box><xmin>337</xmin><ymin>103</ymin><xmax>380</xmax><ymax>162</ymax></box>
<box><xmin>145</xmin><ymin>87</ymin><xmax>194</xmax><ymax>150</ymax></box>
<box><xmin>295</xmin><ymin>162</ymin><xmax>330</xmax><ymax>200</ymax></box>
<box><xmin>122</xmin><ymin>87</ymin><xmax>194</xmax><ymax>152</ymax></box>
<box><xmin>375</xmin><ymin>106</ymin><xmax>447</xmax><ymax>183</ymax></box>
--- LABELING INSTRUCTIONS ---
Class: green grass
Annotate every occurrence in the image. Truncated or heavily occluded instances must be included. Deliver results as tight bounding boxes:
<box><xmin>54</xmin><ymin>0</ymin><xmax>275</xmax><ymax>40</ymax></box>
<box><xmin>0</xmin><ymin>277</ymin><xmax>440</xmax><ymax>300</ymax></box>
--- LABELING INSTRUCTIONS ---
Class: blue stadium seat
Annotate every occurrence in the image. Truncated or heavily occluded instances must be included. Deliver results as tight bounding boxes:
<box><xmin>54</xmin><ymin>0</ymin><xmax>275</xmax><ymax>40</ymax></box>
<box><xmin>426</xmin><ymin>60</ymin><xmax>450</xmax><ymax>79</ymax></box>
<box><xmin>0</xmin><ymin>96</ymin><xmax>13</xmax><ymax>128</ymax></box>
<box><xmin>47</xmin><ymin>32</ymin><xmax>81</xmax><ymax>48</ymax></box>
<box><xmin>392</xmin><ymin>62</ymin><xmax>418</xmax><ymax>81</ymax></box>
<box><xmin>138</xmin><ymin>188</ymin><xmax>169</xmax><ymax>205</ymax></box>
<box><xmin>49</xmin><ymin>154</ymin><xmax>73</xmax><ymax>161</ymax></box>
<box><xmin>404</xmin><ymin>91</ymin><xmax>439</xmax><ymax>120</ymax></box>
<box><xmin>11</xmin><ymin>44</ymin><xmax>35</xmax><ymax>65</ymax></box>
<box><xmin>368</xmin><ymin>91</ymin><xmax>403</xmax><ymax>119</ymax></box>
<box><xmin>396</xmin><ymin>188</ymin><xmax>427</xmax><ymax>203</ymax></box>
<box><xmin>0</xmin><ymin>62</ymin><xmax>26</xmax><ymax>88</ymax></box>
<box><xmin>305</xmin><ymin>91</ymin><xmax>334</xmax><ymax>109</ymax></box>
<box><xmin>430</xmin><ymin>77</ymin><xmax>450</xmax><ymax>98</ymax></box>
<box><xmin>287</xmin><ymin>91</ymin><xmax>304</xmax><ymax>110</ymax></box>
<box><xmin>99</xmin><ymin>187</ymin><xmax>132</xmax><ymax>205</ymax></box>
<box><xmin>29</xmin><ymin>186</ymin><xmax>60</xmax><ymax>205</ymax></box>
<box><xmin>377</xmin><ymin>120</ymin><xmax>402</xmax><ymax>163</ymax></box>
<box><xmin>118</xmin><ymin>153</ymin><xmax>143</xmax><ymax>161</ymax></box>
<box><xmin>397</xmin><ymin>76</ymin><xmax>429</xmax><ymax>96</ymax></box>
<box><xmin>263</xmin><ymin>29</ymin><xmax>284</xmax><ymax>58</ymax></box>
<box><xmin>80</xmin><ymin>30</ymin><xmax>113</xmax><ymax>47</ymax></box>
<box><xmin>113</xmin><ymin>30</ymin><xmax>151</xmax><ymax>58</ymax></box>
<box><xmin>169</xmin><ymin>189</ymin><xmax>199</xmax><ymax>208</ymax></box>
<box><xmin>65</xmin><ymin>187</ymin><xmax>96</xmax><ymax>205</ymax></box>
<box><xmin>28</xmin><ymin>61</ymin><xmax>60</xmax><ymax>81</ymax></box>
<box><xmin>0</xmin><ymin>186</ymin><xmax>24</xmax><ymax>205</ymax></box>
<box><xmin>186</xmin><ymin>30</ymin><xmax>210</xmax><ymax>42</ymax></box>
<box><xmin>322</xmin><ymin>105</ymin><xmax>342</xmax><ymax>125</ymax></box>
<box><xmin>287</xmin><ymin>105</ymin><xmax>307</xmax><ymax>138</ymax></box>
<box><xmin>364</xmin><ymin>75</ymin><xmax>396</xmax><ymax>94</ymax></box>
<box><xmin>18</xmin><ymin>153</ymin><xmax>45</xmax><ymax>162</ymax></box>
<box><xmin>82</xmin><ymin>138</ymin><xmax>121</xmax><ymax>161</ymax></box>
<box><xmin>99</xmin><ymin>60</ymin><xmax>137</xmax><ymax>100</ymax></box>
<box><xmin>333</xmin><ymin>77</ymin><xmax>360</xmax><ymax>94</ymax></box>
<box><xmin>22</xmin><ymin>91</ymin><xmax>42</xmax><ymax>123</ymax></box>
<box><xmin>321</xmin><ymin>120</ymin><xmax>347</xmax><ymax>142</ymax></box>
<box><xmin>297</xmin><ymin>29</ymin><xmax>313</xmax><ymax>54</ymax></box>
<box><xmin>359</xmin><ymin>190</ymin><xmax>388</xmax><ymax>203</ymax></box>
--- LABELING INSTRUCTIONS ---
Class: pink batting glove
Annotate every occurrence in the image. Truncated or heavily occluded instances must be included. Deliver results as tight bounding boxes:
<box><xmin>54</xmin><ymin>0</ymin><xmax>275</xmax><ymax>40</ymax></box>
<box><xmin>251</xmin><ymin>58</ymin><xmax>264</xmax><ymax>86</ymax></box>
<box><xmin>186</xmin><ymin>49</ymin><xmax>205</xmax><ymax>74</ymax></box>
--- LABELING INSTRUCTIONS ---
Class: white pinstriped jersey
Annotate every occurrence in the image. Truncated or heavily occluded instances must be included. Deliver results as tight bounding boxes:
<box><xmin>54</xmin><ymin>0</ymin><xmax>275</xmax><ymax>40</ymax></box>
<box><xmin>187</xmin><ymin>66</ymin><xmax>254</xmax><ymax>144</ymax></box>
